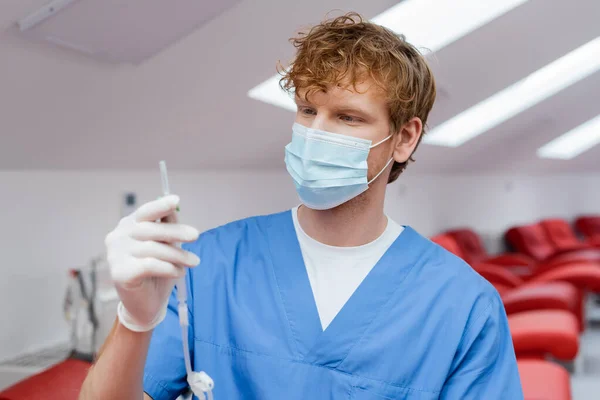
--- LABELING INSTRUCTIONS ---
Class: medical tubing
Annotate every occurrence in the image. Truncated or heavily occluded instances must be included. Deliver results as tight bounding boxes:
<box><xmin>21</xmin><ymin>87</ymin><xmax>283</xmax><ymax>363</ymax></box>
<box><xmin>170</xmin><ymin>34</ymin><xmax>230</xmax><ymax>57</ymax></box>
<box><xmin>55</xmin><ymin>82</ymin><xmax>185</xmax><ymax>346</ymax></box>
<box><xmin>176</xmin><ymin>279</ymin><xmax>192</xmax><ymax>374</ymax></box>
<box><xmin>178</xmin><ymin>280</ymin><xmax>214</xmax><ymax>400</ymax></box>
<box><xmin>160</xmin><ymin>160</ymin><xmax>214</xmax><ymax>399</ymax></box>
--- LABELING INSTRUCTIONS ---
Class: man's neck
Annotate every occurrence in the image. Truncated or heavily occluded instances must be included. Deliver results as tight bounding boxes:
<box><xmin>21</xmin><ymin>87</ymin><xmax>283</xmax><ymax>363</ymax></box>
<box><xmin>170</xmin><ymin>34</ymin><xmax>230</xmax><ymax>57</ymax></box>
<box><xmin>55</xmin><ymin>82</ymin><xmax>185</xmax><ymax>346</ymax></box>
<box><xmin>297</xmin><ymin>195</ymin><xmax>388</xmax><ymax>247</ymax></box>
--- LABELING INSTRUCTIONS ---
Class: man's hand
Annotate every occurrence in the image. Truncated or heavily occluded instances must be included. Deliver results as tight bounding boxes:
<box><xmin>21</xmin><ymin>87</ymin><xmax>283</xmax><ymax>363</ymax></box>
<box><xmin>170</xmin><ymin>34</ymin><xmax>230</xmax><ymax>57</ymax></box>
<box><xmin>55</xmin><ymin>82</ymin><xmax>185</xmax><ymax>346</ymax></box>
<box><xmin>105</xmin><ymin>194</ymin><xmax>200</xmax><ymax>332</ymax></box>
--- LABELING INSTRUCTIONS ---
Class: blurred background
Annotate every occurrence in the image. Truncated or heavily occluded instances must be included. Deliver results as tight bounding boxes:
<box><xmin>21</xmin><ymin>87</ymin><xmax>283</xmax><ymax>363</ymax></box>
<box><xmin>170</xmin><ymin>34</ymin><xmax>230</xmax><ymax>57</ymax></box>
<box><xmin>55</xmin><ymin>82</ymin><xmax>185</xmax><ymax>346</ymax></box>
<box><xmin>0</xmin><ymin>0</ymin><xmax>598</xmax><ymax>399</ymax></box>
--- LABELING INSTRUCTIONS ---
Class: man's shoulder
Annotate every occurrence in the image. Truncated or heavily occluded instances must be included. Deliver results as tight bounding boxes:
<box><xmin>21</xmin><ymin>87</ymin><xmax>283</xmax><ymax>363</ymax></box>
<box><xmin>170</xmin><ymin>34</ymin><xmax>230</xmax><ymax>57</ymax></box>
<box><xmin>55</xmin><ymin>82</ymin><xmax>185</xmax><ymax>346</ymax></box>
<box><xmin>206</xmin><ymin>209</ymin><xmax>289</xmax><ymax>235</ymax></box>
<box><xmin>184</xmin><ymin>209</ymin><xmax>291</xmax><ymax>252</ymax></box>
<box><xmin>414</xmin><ymin>234</ymin><xmax>501</xmax><ymax>315</ymax></box>
<box><xmin>430</xmin><ymin>239</ymin><xmax>496</xmax><ymax>287</ymax></box>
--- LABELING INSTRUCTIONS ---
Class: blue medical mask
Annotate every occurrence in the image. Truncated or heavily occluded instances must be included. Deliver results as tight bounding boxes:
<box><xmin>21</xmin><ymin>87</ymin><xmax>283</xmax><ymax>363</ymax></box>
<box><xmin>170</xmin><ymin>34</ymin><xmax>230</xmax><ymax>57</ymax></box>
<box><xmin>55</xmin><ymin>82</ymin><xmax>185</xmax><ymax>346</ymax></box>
<box><xmin>284</xmin><ymin>123</ymin><xmax>394</xmax><ymax>210</ymax></box>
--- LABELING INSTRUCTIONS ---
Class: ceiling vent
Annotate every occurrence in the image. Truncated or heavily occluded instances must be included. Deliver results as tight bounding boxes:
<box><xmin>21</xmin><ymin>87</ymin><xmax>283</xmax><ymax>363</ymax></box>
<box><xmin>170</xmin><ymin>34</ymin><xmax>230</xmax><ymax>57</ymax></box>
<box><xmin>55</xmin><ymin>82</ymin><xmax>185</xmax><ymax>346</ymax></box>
<box><xmin>17</xmin><ymin>0</ymin><xmax>241</xmax><ymax>64</ymax></box>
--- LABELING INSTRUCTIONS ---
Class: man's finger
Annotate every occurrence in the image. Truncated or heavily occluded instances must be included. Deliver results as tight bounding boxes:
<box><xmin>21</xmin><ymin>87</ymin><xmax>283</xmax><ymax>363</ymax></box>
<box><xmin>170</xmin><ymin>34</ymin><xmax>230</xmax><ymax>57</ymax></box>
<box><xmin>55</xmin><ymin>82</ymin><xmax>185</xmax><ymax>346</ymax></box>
<box><xmin>135</xmin><ymin>258</ymin><xmax>185</xmax><ymax>280</ymax></box>
<box><xmin>131</xmin><ymin>241</ymin><xmax>200</xmax><ymax>267</ymax></box>
<box><xmin>131</xmin><ymin>222</ymin><xmax>199</xmax><ymax>243</ymax></box>
<box><xmin>134</xmin><ymin>195</ymin><xmax>180</xmax><ymax>222</ymax></box>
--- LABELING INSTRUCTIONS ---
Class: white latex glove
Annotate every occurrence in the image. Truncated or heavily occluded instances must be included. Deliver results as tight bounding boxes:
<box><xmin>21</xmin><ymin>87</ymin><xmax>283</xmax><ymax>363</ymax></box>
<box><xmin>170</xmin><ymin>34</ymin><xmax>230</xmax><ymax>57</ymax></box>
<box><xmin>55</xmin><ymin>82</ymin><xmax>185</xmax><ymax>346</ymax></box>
<box><xmin>105</xmin><ymin>194</ymin><xmax>200</xmax><ymax>332</ymax></box>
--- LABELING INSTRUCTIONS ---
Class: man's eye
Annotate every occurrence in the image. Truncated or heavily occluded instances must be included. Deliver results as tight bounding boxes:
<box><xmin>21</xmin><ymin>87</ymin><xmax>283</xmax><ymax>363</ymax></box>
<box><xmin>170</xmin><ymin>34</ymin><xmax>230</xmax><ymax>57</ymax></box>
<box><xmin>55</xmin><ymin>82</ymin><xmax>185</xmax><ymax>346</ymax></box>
<box><xmin>340</xmin><ymin>115</ymin><xmax>359</xmax><ymax>123</ymax></box>
<box><xmin>297</xmin><ymin>107</ymin><xmax>316</xmax><ymax>115</ymax></box>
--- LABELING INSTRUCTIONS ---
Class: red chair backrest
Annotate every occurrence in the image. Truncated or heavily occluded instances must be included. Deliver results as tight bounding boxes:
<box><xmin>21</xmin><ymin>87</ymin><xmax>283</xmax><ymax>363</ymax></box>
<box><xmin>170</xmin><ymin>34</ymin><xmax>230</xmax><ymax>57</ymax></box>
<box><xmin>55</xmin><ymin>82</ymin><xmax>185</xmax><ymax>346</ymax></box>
<box><xmin>505</xmin><ymin>224</ymin><xmax>555</xmax><ymax>262</ymax></box>
<box><xmin>430</xmin><ymin>234</ymin><xmax>465</xmax><ymax>259</ymax></box>
<box><xmin>575</xmin><ymin>215</ymin><xmax>600</xmax><ymax>239</ymax></box>
<box><xmin>431</xmin><ymin>234</ymin><xmax>526</xmax><ymax>291</ymax></box>
<box><xmin>540</xmin><ymin>218</ymin><xmax>582</xmax><ymax>251</ymax></box>
<box><xmin>446</xmin><ymin>228</ymin><xmax>488</xmax><ymax>264</ymax></box>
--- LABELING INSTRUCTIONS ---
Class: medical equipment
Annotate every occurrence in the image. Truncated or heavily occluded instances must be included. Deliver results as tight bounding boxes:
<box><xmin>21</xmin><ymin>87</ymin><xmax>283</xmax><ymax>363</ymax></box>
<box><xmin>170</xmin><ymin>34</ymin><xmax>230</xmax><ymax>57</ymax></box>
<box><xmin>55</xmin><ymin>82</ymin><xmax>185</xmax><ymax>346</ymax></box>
<box><xmin>159</xmin><ymin>160</ymin><xmax>215</xmax><ymax>400</ymax></box>
<box><xmin>63</xmin><ymin>255</ymin><xmax>120</xmax><ymax>361</ymax></box>
<box><xmin>63</xmin><ymin>257</ymin><xmax>102</xmax><ymax>362</ymax></box>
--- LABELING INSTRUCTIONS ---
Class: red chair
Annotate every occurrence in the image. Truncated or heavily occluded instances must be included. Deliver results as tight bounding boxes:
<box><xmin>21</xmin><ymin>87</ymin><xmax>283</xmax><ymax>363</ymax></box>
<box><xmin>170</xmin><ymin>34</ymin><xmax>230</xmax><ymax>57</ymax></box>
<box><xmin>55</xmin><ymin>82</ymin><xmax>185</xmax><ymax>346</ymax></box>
<box><xmin>446</xmin><ymin>228</ymin><xmax>537</xmax><ymax>276</ymax></box>
<box><xmin>431</xmin><ymin>234</ymin><xmax>581</xmax><ymax>363</ymax></box>
<box><xmin>540</xmin><ymin>218</ymin><xmax>600</xmax><ymax>252</ymax></box>
<box><xmin>505</xmin><ymin>223</ymin><xmax>600</xmax><ymax>265</ymax></box>
<box><xmin>518</xmin><ymin>359</ymin><xmax>571</xmax><ymax>400</ymax></box>
<box><xmin>448</xmin><ymin>228</ymin><xmax>600</xmax><ymax>292</ymax></box>
<box><xmin>431</xmin><ymin>234</ymin><xmax>585</xmax><ymax>330</ymax></box>
<box><xmin>0</xmin><ymin>358</ymin><xmax>90</xmax><ymax>400</ymax></box>
<box><xmin>575</xmin><ymin>215</ymin><xmax>600</xmax><ymax>247</ymax></box>
<box><xmin>431</xmin><ymin>235</ymin><xmax>583</xmax><ymax>368</ymax></box>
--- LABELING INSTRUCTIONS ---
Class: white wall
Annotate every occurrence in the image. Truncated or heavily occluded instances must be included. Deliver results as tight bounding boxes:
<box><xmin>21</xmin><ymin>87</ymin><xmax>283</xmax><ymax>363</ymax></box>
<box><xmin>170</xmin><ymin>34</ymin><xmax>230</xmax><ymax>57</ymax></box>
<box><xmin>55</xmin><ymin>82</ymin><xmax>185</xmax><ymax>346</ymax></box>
<box><xmin>0</xmin><ymin>169</ymin><xmax>598</xmax><ymax>362</ymax></box>
<box><xmin>0</xmin><ymin>169</ymin><xmax>297</xmax><ymax>363</ymax></box>
<box><xmin>387</xmin><ymin>173</ymin><xmax>600</xmax><ymax>252</ymax></box>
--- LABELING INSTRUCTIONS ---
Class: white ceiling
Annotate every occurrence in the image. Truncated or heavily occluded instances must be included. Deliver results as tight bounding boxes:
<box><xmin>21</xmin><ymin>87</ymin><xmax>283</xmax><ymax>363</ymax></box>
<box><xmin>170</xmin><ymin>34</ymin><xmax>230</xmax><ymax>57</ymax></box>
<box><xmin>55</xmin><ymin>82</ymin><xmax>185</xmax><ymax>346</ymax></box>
<box><xmin>0</xmin><ymin>0</ymin><xmax>598</xmax><ymax>173</ymax></box>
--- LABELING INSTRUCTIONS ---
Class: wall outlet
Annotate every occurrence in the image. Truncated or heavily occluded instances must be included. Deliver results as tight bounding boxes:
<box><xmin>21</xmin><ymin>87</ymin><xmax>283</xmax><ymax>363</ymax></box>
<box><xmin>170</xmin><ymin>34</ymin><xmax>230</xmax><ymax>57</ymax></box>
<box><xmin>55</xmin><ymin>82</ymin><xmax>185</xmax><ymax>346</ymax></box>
<box><xmin>121</xmin><ymin>192</ymin><xmax>137</xmax><ymax>218</ymax></box>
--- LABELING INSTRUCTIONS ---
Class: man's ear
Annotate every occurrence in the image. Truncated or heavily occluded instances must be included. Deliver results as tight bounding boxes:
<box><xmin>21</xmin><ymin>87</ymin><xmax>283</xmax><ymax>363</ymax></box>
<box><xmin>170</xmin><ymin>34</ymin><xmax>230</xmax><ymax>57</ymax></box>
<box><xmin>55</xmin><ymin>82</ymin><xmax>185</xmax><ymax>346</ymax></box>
<box><xmin>392</xmin><ymin>117</ymin><xmax>423</xmax><ymax>163</ymax></box>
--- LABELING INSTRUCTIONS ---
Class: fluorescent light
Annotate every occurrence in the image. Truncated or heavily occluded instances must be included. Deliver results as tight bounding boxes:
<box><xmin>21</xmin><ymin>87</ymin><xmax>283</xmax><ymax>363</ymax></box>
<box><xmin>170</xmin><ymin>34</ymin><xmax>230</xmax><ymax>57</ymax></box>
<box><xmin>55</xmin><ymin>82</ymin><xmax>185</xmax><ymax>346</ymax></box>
<box><xmin>537</xmin><ymin>114</ymin><xmax>600</xmax><ymax>160</ymax></box>
<box><xmin>247</xmin><ymin>73</ymin><xmax>296</xmax><ymax>112</ymax></box>
<box><xmin>371</xmin><ymin>0</ymin><xmax>528</xmax><ymax>52</ymax></box>
<box><xmin>248</xmin><ymin>0</ymin><xmax>529</xmax><ymax>111</ymax></box>
<box><xmin>424</xmin><ymin>37</ymin><xmax>600</xmax><ymax>147</ymax></box>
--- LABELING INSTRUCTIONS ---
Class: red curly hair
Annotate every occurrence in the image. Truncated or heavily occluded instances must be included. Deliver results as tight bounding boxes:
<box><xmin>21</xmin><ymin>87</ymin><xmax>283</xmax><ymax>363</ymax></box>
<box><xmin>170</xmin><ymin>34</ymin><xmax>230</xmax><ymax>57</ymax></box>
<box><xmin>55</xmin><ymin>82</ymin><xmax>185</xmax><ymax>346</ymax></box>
<box><xmin>279</xmin><ymin>12</ymin><xmax>436</xmax><ymax>183</ymax></box>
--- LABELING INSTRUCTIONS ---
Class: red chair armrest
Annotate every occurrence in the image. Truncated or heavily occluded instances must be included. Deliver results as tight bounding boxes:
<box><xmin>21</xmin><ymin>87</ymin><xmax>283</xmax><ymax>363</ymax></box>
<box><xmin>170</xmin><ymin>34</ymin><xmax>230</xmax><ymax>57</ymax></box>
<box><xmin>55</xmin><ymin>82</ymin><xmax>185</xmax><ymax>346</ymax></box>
<box><xmin>501</xmin><ymin>282</ymin><xmax>584</xmax><ymax>331</ymax></box>
<box><xmin>509</xmin><ymin>310</ymin><xmax>579</xmax><ymax>361</ymax></box>
<box><xmin>518</xmin><ymin>360</ymin><xmax>571</xmax><ymax>400</ymax></box>
<box><xmin>544</xmin><ymin>249</ymin><xmax>600</xmax><ymax>265</ymax></box>
<box><xmin>472</xmin><ymin>263</ymin><xmax>524</xmax><ymax>288</ymax></box>
<box><xmin>501</xmin><ymin>282</ymin><xmax>578</xmax><ymax>314</ymax></box>
<box><xmin>525</xmin><ymin>263</ymin><xmax>600</xmax><ymax>291</ymax></box>
<box><xmin>485</xmin><ymin>253</ymin><xmax>535</xmax><ymax>267</ymax></box>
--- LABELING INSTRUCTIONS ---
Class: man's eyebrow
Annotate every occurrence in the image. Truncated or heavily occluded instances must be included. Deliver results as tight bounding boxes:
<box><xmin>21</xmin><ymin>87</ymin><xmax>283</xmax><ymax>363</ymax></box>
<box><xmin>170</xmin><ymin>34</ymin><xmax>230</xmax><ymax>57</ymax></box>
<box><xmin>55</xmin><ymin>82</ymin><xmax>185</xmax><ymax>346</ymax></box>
<box><xmin>336</xmin><ymin>106</ymin><xmax>367</xmax><ymax>113</ymax></box>
<box><xmin>335</xmin><ymin>106</ymin><xmax>374</xmax><ymax>118</ymax></box>
<box><xmin>294</xmin><ymin>96</ymin><xmax>310</xmax><ymax>106</ymax></box>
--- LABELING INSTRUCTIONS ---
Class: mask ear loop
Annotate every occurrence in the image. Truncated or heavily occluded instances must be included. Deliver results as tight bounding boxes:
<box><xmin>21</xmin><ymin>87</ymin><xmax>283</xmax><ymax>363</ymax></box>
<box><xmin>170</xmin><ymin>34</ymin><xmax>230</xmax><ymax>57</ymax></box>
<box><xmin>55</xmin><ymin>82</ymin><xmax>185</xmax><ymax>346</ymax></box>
<box><xmin>369</xmin><ymin>134</ymin><xmax>393</xmax><ymax>149</ymax></box>
<box><xmin>367</xmin><ymin>132</ymin><xmax>395</xmax><ymax>184</ymax></box>
<box><xmin>368</xmin><ymin>157</ymin><xmax>395</xmax><ymax>185</ymax></box>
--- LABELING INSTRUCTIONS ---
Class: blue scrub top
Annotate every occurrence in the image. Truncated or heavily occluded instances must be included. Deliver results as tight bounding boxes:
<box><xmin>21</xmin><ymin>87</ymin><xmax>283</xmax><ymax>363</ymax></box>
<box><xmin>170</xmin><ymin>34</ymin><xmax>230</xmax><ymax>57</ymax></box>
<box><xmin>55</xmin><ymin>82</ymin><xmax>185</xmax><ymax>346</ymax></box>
<box><xmin>143</xmin><ymin>211</ymin><xmax>523</xmax><ymax>399</ymax></box>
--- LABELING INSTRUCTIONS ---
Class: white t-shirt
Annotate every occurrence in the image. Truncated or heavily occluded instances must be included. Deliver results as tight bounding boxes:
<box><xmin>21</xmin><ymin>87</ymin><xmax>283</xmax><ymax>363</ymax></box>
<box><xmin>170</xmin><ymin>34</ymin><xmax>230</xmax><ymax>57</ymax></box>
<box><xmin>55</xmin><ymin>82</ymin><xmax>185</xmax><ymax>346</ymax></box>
<box><xmin>291</xmin><ymin>206</ymin><xmax>404</xmax><ymax>330</ymax></box>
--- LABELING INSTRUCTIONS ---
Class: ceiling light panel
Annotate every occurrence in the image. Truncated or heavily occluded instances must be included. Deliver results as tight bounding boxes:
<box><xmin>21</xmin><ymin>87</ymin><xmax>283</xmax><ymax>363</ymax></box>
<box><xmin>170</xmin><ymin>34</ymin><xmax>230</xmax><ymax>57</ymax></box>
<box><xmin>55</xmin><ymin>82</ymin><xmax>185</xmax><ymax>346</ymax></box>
<box><xmin>424</xmin><ymin>37</ymin><xmax>600</xmax><ymax>147</ymax></box>
<box><xmin>248</xmin><ymin>0</ymin><xmax>529</xmax><ymax>111</ymax></box>
<box><xmin>537</xmin><ymin>114</ymin><xmax>600</xmax><ymax>160</ymax></box>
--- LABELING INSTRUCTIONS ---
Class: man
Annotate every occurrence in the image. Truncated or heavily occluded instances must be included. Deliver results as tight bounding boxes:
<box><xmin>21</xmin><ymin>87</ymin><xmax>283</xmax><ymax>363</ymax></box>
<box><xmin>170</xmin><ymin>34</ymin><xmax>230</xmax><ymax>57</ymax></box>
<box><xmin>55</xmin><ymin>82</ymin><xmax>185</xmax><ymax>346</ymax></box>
<box><xmin>80</xmin><ymin>12</ymin><xmax>523</xmax><ymax>400</ymax></box>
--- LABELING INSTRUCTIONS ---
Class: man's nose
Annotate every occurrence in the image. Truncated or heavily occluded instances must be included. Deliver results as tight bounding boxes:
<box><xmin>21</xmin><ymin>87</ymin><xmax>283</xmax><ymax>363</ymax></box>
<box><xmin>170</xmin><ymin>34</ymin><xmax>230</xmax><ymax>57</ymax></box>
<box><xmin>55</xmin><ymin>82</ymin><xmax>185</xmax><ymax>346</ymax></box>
<box><xmin>309</xmin><ymin>114</ymin><xmax>334</xmax><ymax>133</ymax></box>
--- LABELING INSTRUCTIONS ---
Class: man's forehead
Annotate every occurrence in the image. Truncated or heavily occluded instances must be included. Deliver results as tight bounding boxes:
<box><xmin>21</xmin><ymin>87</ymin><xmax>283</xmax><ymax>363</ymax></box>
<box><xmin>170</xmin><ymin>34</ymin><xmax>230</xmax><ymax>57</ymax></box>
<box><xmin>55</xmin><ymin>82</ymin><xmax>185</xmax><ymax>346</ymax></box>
<box><xmin>296</xmin><ymin>78</ymin><xmax>385</xmax><ymax>105</ymax></box>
